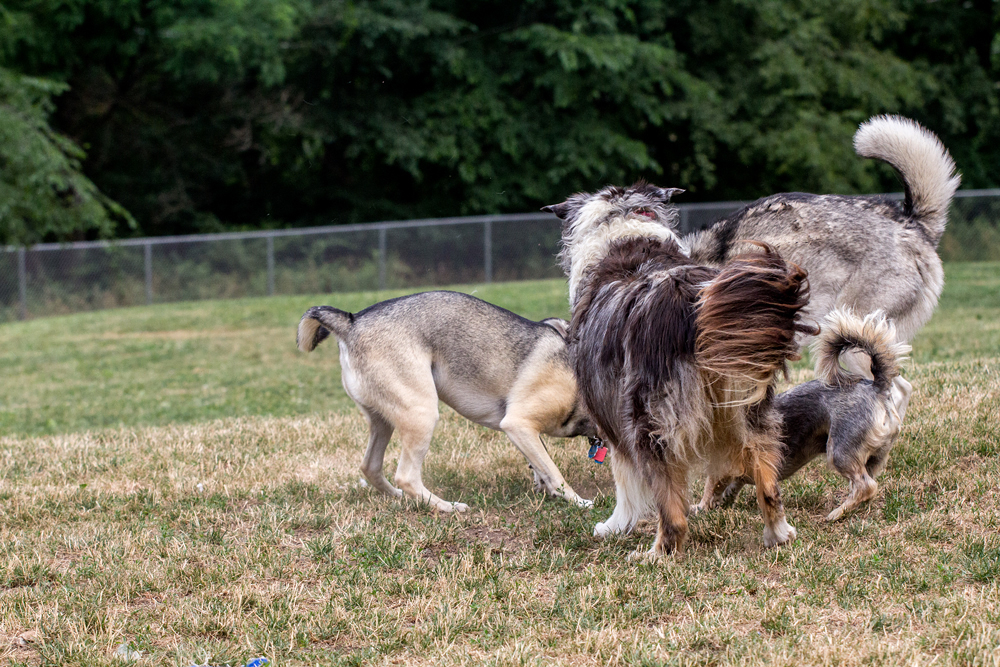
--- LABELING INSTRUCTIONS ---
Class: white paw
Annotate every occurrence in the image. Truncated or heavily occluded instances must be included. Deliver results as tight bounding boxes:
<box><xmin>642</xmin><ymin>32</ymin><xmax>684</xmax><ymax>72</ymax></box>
<box><xmin>451</xmin><ymin>502</ymin><xmax>469</xmax><ymax>513</ymax></box>
<box><xmin>763</xmin><ymin>520</ymin><xmax>797</xmax><ymax>548</ymax></box>
<box><xmin>826</xmin><ymin>506</ymin><xmax>845</xmax><ymax>522</ymax></box>
<box><xmin>593</xmin><ymin>522</ymin><xmax>611</xmax><ymax>538</ymax></box>
<box><xmin>688</xmin><ymin>502</ymin><xmax>707</xmax><ymax>516</ymax></box>
<box><xmin>627</xmin><ymin>548</ymin><xmax>658</xmax><ymax>563</ymax></box>
<box><xmin>575</xmin><ymin>497</ymin><xmax>594</xmax><ymax>509</ymax></box>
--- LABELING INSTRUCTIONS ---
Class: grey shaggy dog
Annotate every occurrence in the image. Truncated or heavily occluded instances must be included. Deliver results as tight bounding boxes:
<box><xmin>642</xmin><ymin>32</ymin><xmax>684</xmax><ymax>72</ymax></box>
<box><xmin>684</xmin><ymin>115</ymin><xmax>959</xmax><ymax>347</ymax></box>
<box><xmin>547</xmin><ymin>183</ymin><xmax>816</xmax><ymax>556</ymax></box>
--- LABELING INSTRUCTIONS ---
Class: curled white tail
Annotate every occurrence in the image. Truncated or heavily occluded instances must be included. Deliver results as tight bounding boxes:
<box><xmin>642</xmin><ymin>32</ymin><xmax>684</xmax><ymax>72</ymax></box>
<box><xmin>854</xmin><ymin>115</ymin><xmax>960</xmax><ymax>244</ymax></box>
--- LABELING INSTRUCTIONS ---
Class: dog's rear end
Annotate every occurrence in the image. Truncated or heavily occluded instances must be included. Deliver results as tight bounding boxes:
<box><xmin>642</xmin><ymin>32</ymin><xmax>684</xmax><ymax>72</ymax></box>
<box><xmin>701</xmin><ymin>309</ymin><xmax>911</xmax><ymax>521</ymax></box>
<box><xmin>572</xmin><ymin>238</ymin><xmax>814</xmax><ymax>554</ymax></box>
<box><xmin>694</xmin><ymin>246</ymin><xmax>817</xmax><ymax>548</ymax></box>
<box><xmin>812</xmin><ymin>309</ymin><xmax>911</xmax><ymax>520</ymax></box>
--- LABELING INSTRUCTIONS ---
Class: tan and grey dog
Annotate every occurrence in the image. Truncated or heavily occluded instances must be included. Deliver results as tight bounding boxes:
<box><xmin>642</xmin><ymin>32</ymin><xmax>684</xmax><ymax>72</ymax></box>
<box><xmin>297</xmin><ymin>291</ymin><xmax>595</xmax><ymax>512</ymax></box>
<box><xmin>695</xmin><ymin>308</ymin><xmax>912</xmax><ymax>522</ymax></box>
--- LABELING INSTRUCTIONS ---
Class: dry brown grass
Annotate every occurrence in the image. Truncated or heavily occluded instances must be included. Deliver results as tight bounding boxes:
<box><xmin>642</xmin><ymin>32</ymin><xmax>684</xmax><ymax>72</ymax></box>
<box><xmin>1</xmin><ymin>352</ymin><xmax>998</xmax><ymax>666</ymax></box>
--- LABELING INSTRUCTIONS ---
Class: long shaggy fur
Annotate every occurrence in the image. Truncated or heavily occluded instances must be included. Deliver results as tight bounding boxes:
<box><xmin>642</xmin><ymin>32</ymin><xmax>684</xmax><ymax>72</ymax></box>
<box><xmin>696</xmin><ymin>244</ymin><xmax>819</xmax><ymax>404</ymax></box>
<box><xmin>551</xmin><ymin>183</ymin><xmax>812</xmax><ymax>554</ymax></box>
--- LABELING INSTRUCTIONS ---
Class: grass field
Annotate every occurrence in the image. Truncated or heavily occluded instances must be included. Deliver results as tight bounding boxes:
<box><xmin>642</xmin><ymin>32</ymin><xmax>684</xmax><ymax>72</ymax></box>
<box><xmin>0</xmin><ymin>264</ymin><xmax>998</xmax><ymax>666</ymax></box>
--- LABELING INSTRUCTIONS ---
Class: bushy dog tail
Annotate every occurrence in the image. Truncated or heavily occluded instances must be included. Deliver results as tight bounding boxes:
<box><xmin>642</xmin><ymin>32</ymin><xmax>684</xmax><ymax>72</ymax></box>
<box><xmin>297</xmin><ymin>306</ymin><xmax>354</xmax><ymax>352</ymax></box>
<box><xmin>813</xmin><ymin>308</ymin><xmax>910</xmax><ymax>393</ymax></box>
<box><xmin>854</xmin><ymin>115</ymin><xmax>960</xmax><ymax>245</ymax></box>
<box><xmin>695</xmin><ymin>243</ymin><xmax>817</xmax><ymax>405</ymax></box>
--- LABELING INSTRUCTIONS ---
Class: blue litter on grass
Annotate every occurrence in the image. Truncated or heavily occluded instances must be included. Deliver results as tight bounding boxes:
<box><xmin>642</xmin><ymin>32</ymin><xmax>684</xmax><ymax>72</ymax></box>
<box><xmin>188</xmin><ymin>658</ymin><xmax>269</xmax><ymax>667</ymax></box>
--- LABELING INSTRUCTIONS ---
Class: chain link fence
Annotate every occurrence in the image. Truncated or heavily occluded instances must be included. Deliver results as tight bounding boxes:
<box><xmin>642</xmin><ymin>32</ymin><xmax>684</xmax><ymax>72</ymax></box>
<box><xmin>2</xmin><ymin>191</ymin><xmax>998</xmax><ymax>322</ymax></box>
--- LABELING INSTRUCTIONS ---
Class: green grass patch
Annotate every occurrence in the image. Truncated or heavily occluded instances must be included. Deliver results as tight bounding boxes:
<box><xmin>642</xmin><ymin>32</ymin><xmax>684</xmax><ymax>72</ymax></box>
<box><xmin>1</xmin><ymin>264</ymin><xmax>997</xmax><ymax>438</ymax></box>
<box><xmin>0</xmin><ymin>280</ymin><xmax>570</xmax><ymax>437</ymax></box>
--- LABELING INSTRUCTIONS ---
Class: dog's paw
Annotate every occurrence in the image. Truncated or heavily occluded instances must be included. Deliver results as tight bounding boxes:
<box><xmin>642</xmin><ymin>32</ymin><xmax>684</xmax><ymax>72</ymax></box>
<box><xmin>763</xmin><ymin>520</ymin><xmax>797</xmax><ymax>548</ymax></box>
<box><xmin>825</xmin><ymin>506</ymin><xmax>845</xmax><ymax>522</ymax></box>
<box><xmin>593</xmin><ymin>522</ymin><xmax>612</xmax><ymax>538</ymax></box>
<box><xmin>688</xmin><ymin>502</ymin><xmax>707</xmax><ymax>516</ymax></box>
<box><xmin>627</xmin><ymin>548</ymin><xmax>659</xmax><ymax>563</ymax></box>
<box><xmin>450</xmin><ymin>502</ymin><xmax>470</xmax><ymax>513</ymax></box>
<box><xmin>575</xmin><ymin>497</ymin><xmax>594</xmax><ymax>509</ymax></box>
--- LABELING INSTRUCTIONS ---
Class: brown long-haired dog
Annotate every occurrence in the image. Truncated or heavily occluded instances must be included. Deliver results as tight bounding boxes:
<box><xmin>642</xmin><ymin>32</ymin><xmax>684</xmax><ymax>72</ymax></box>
<box><xmin>545</xmin><ymin>182</ymin><xmax>816</xmax><ymax>556</ymax></box>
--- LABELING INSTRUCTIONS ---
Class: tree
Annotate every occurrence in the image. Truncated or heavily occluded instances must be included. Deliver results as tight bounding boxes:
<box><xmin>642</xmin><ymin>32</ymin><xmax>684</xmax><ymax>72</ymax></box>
<box><xmin>0</xmin><ymin>66</ymin><xmax>132</xmax><ymax>245</ymax></box>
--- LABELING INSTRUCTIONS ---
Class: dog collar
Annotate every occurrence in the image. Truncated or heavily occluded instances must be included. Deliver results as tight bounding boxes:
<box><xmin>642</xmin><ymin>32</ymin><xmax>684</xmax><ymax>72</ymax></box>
<box><xmin>587</xmin><ymin>436</ymin><xmax>608</xmax><ymax>464</ymax></box>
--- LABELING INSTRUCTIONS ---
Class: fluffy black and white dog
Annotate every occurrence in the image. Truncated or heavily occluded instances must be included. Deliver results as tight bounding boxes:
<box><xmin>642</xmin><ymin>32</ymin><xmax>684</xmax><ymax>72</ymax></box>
<box><xmin>546</xmin><ymin>183</ymin><xmax>816</xmax><ymax>556</ymax></box>
<box><xmin>695</xmin><ymin>308</ymin><xmax>911</xmax><ymax>522</ymax></box>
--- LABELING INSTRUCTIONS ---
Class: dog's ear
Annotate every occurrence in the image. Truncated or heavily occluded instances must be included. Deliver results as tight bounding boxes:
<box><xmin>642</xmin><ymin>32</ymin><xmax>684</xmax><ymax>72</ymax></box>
<box><xmin>541</xmin><ymin>202</ymin><xmax>573</xmax><ymax>220</ymax></box>
<box><xmin>541</xmin><ymin>317</ymin><xmax>570</xmax><ymax>338</ymax></box>
<box><xmin>656</xmin><ymin>187</ymin><xmax>685</xmax><ymax>202</ymax></box>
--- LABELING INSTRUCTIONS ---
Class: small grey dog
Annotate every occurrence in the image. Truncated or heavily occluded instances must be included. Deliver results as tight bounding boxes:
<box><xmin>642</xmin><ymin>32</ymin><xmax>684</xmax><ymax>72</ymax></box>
<box><xmin>695</xmin><ymin>308</ymin><xmax>912</xmax><ymax>522</ymax></box>
<box><xmin>297</xmin><ymin>291</ymin><xmax>596</xmax><ymax>512</ymax></box>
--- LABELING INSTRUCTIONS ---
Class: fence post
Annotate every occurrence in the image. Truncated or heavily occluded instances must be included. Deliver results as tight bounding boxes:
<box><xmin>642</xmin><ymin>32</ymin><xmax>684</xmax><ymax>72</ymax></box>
<box><xmin>484</xmin><ymin>220</ymin><xmax>493</xmax><ymax>284</ymax></box>
<box><xmin>378</xmin><ymin>227</ymin><xmax>387</xmax><ymax>291</ymax></box>
<box><xmin>266</xmin><ymin>235</ymin><xmax>275</xmax><ymax>296</ymax></box>
<box><xmin>17</xmin><ymin>247</ymin><xmax>27</xmax><ymax>320</ymax></box>
<box><xmin>144</xmin><ymin>243</ymin><xmax>153</xmax><ymax>305</ymax></box>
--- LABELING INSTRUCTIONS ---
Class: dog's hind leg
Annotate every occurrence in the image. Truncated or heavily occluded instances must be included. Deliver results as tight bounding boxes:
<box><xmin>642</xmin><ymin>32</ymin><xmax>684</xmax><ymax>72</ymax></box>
<box><xmin>393</xmin><ymin>404</ymin><xmax>469</xmax><ymax>513</ymax></box>
<box><xmin>644</xmin><ymin>460</ymin><xmax>689</xmax><ymax>557</ymax></box>
<box><xmin>826</xmin><ymin>433</ymin><xmax>879</xmax><ymax>522</ymax></box>
<box><xmin>500</xmin><ymin>416</ymin><xmax>591</xmax><ymax>508</ymax></box>
<box><xmin>594</xmin><ymin>451</ymin><xmax>653</xmax><ymax>538</ymax></box>
<box><xmin>746</xmin><ymin>434</ymin><xmax>797</xmax><ymax>547</ymax></box>
<box><xmin>359</xmin><ymin>409</ymin><xmax>402</xmax><ymax>498</ymax></box>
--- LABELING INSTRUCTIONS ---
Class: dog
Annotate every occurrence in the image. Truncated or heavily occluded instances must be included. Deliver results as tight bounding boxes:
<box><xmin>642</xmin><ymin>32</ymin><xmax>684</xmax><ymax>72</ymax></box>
<box><xmin>545</xmin><ymin>182</ymin><xmax>816</xmax><ymax>555</ymax></box>
<box><xmin>684</xmin><ymin>115</ymin><xmax>959</xmax><ymax>345</ymax></box>
<box><xmin>296</xmin><ymin>291</ymin><xmax>596</xmax><ymax>512</ymax></box>
<box><xmin>695</xmin><ymin>308</ymin><xmax>912</xmax><ymax>522</ymax></box>
<box><xmin>683</xmin><ymin>115</ymin><xmax>959</xmax><ymax>414</ymax></box>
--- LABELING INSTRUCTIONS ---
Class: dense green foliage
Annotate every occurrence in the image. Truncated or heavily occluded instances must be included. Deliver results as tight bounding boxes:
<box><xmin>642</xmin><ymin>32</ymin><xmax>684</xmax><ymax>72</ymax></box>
<box><xmin>0</xmin><ymin>0</ymin><xmax>998</xmax><ymax>241</ymax></box>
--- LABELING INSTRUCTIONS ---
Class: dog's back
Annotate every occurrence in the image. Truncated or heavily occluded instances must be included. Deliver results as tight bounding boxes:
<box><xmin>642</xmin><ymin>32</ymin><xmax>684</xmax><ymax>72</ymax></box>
<box><xmin>299</xmin><ymin>291</ymin><xmax>582</xmax><ymax>432</ymax></box>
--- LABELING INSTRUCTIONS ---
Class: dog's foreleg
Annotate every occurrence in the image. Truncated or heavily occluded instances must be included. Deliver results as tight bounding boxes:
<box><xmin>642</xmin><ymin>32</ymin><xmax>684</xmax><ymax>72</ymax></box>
<box><xmin>359</xmin><ymin>410</ymin><xmax>403</xmax><ymax>498</ymax></box>
<box><xmin>720</xmin><ymin>479</ymin><xmax>748</xmax><ymax>506</ymax></box>
<box><xmin>594</xmin><ymin>451</ymin><xmax>653</xmax><ymax>538</ymax></box>
<box><xmin>393</xmin><ymin>408</ymin><xmax>469</xmax><ymax>513</ymax></box>
<box><xmin>501</xmin><ymin>418</ymin><xmax>592</xmax><ymax>508</ymax></box>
